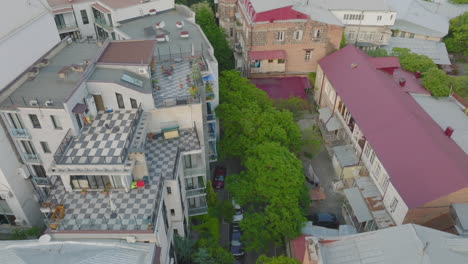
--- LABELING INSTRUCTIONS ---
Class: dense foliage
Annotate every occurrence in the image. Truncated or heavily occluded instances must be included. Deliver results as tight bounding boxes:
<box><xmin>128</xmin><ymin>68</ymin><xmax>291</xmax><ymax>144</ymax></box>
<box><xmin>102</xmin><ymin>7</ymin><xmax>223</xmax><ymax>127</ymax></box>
<box><xmin>194</xmin><ymin>2</ymin><xmax>235</xmax><ymax>71</ymax></box>
<box><xmin>444</xmin><ymin>12</ymin><xmax>468</xmax><ymax>56</ymax></box>
<box><xmin>448</xmin><ymin>0</ymin><xmax>468</xmax><ymax>4</ymax></box>
<box><xmin>257</xmin><ymin>255</ymin><xmax>301</xmax><ymax>264</ymax></box>
<box><xmin>391</xmin><ymin>48</ymin><xmax>436</xmax><ymax>73</ymax></box>
<box><xmin>421</xmin><ymin>68</ymin><xmax>451</xmax><ymax>97</ymax></box>
<box><xmin>367</xmin><ymin>48</ymin><xmax>388</xmax><ymax>57</ymax></box>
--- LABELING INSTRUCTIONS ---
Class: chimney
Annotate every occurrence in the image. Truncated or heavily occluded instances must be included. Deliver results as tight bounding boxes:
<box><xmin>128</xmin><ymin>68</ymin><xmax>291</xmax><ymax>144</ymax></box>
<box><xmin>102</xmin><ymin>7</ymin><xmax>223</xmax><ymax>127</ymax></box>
<box><xmin>444</xmin><ymin>127</ymin><xmax>454</xmax><ymax>137</ymax></box>
<box><xmin>415</xmin><ymin>71</ymin><xmax>421</xmax><ymax>79</ymax></box>
<box><xmin>399</xmin><ymin>78</ymin><xmax>406</xmax><ymax>87</ymax></box>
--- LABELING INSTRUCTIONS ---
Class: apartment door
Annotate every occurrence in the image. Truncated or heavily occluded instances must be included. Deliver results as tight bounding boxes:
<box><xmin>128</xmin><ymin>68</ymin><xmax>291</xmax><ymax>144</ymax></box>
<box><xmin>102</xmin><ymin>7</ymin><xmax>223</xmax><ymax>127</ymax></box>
<box><xmin>93</xmin><ymin>95</ymin><xmax>105</xmax><ymax>111</ymax></box>
<box><xmin>21</xmin><ymin>141</ymin><xmax>36</xmax><ymax>155</ymax></box>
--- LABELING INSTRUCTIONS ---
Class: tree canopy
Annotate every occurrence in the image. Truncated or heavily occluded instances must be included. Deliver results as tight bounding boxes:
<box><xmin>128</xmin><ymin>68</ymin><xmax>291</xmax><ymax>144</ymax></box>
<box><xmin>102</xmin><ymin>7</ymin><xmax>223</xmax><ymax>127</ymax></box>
<box><xmin>444</xmin><ymin>12</ymin><xmax>468</xmax><ymax>56</ymax></box>
<box><xmin>217</xmin><ymin>71</ymin><xmax>302</xmax><ymax>158</ymax></box>
<box><xmin>194</xmin><ymin>2</ymin><xmax>235</xmax><ymax>71</ymax></box>
<box><xmin>367</xmin><ymin>48</ymin><xmax>388</xmax><ymax>57</ymax></box>
<box><xmin>421</xmin><ymin>68</ymin><xmax>451</xmax><ymax>97</ymax></box>
<box><xmin>391</xmin><ymin>48</ymin><xmax>436</xmax><ymax>73</ymax></box>
<box><xmin>256</xmin><ymin>255</ymin><xmax>301</xmax><ymax>264</ymax></box>
<box><xmin>227</xmin><ymin>142</ymin><xmax>306</xmax><ymax>250</ymax></box>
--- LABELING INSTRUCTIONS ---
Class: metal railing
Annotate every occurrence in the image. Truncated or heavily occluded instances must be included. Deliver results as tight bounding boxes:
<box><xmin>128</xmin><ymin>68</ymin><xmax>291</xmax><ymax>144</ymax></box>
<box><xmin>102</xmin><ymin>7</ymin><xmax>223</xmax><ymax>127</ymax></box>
<box><xmin>155</xmin><ymin>95</ymin><xmax>201</xmax><ymax>108</ymax></box>
<box><xmin>205</xmin><ymin>93</ymin><xmax>215</xmax><ymax>101</ymax></box>
<box><xmin>33</xmin><ymin>177</ymin><xmax>51</xmax><ymax>186</ymax></box>
<box><xmin>94</xmin><ymin>17</ymin><xmax>113</xmax><ymax>31</ymax></box>
<box><xmin>56</xmin><ymin>22</ymin><xmax>78</xmax><ymax>31</ymax></box>
<box><xmin>22</xmin><ymin>153</ymin><xmax>40</xmax><ymax>163</ymax></box>
<box><xmin>207</xmin><ymin>113</ymin><xmax>216</xmax><ymax>121</ymax></box>
<box><xmin>208</xmin><ymin>131</ymin><xmax>216</xmax><ymax>141</ymax></box>
<box><xmin>184</xmin><ymin>167</ymin><xmax>206</xmax><ymax>178</ymax></box>
<box><xmin>186</xmin><ymin>187</ymin><xmax>206</xmax><ymax>198</ymax></box>
<box><xmin>10</xmin><ymin>127</ymin><xmax>30</xmax><ymax>138</ymax></box>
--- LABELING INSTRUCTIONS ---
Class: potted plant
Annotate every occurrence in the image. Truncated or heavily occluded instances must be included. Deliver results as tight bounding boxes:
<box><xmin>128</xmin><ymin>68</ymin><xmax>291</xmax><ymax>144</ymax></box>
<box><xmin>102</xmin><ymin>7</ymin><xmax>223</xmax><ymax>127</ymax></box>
<box><xmin>103</xmin><ymin>189</ymin><xmax>109</xmax><ymax>195</ymax></box>
<box><xmin>81</xmin><ymin>189</ymin><xmax>87</xmax><ymax>196</ymax></box>
<box><xmin>189</xmin><ymin>85</ymin><xmax>198</xmax><ymax>97</ymax></box>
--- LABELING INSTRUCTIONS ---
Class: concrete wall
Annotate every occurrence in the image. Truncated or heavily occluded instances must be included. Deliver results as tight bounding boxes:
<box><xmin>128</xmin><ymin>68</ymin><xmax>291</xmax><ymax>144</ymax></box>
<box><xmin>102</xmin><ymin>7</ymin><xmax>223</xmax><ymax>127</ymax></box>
<box><xmin>72</xmin><ymin>3</ymin><xmax>97</xmax><ymax>39</ymax></box>
<box><xmin>0</xmin><ymin>0</ymin><xmax>60</xmax><ymax>90</ymax></box>
<box><xmin>331</xmin><ymin>10</ymin><xmax>396</xmax><ymax>27</ymax></box>
<box><xmin>86</xmin><ymin>82</ymin><xmax>155</xmax><ymax>111</ymax></box>
<box><xmin>344</xmin><ymin>25</ymin><xmax>392</xmax><ymax>46</ymax></box>
<box><xmin>112</xmin><ymin>0</ymin><xmax>175</xmax><ymax>23</ymax></box>
<box><xmin>149</xmin><ymin>104</ymin><xmax>204</xmax><ymax>134</ymax></box>
<box><xmin>0</xmin><ymin>124</ymin><xmax>42</xmax><ymax>227</ymax></box>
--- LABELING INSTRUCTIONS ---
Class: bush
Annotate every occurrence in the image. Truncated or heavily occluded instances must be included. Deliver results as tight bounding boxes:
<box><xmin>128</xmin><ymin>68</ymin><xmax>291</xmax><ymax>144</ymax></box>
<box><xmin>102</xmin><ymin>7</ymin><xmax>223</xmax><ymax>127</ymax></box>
<box><xmin>9</xmin><ymin>226</ymin><xmax>42</xmax><ymax>240</ymax></box>
<box><xmin>421</xmin><ymin>68</ymin><xmax>451</xmax><ymax>97</ymax></box>
<box><xmin>302</xmin><ymin>125</ymin><xmax>323</xmax><ymax>158</ymax></box>
<box><xmin>273</xmin><ymin>97</ymin><xmax>310</xmax><ymax>120</ymax></box>
<box><xmin>192</xmin><ymin>215</ymin><xmax>220</xmax><ymax>241</ymax></box>
<box><xmin>308</xmin><ymin>72</ymin><xmax>316</xmax><ymax>89</ymax></box>
<box><xmin>367</xmin><ymin>48</ymin><xmax>388</xmax><ymax>57</ymax></box>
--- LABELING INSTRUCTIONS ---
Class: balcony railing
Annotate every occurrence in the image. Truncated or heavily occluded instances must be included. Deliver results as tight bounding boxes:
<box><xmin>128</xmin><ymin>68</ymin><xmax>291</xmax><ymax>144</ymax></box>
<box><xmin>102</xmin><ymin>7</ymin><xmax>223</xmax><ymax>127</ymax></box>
<box><xmin>206</xmin><ymin>93</ymin><xmax>215</xmax><ymax>101</ymax></box>
<box><xmin>56</xmin><ymin>22</ymin><xmax>78</xmax><ymax>32</ymax></box>
<box><xmin>22</xmin><ymin>153</ymin><xmax>40</xmax><ymax>164</ymax></box>
<box><xmin>94</xmin><ymin>17</ymin><xmax>113</xmax><ymax>31</ymax></box>
<box><xmin>184</xmin><ymin>167</ymin><xmax>206</xmax><ymax>178</ymax></box>
<box><xmin>208</xmin><ymin>131</ymin><xmax>216</xmax><ymax>141</ymax></box>
<box><xmin>188</xmin><ymin>206</ymin><xmax>208</xmax><ymax>216</ymax></box>
<box><xmin>207</xmin><ymin>113</ymin><xmax>216</xmax><ymax>121</ymax></box>
<box><xmin>186</xmin><ymin>187</ymin><xmax>206</xmax><ymax>198</ymax></box>
<box><xmin>10</xmin><ymin>128</ymin><xmax>30</xmax><ymax>138</ymax></box>
<box><xmin>33</xmin><ymin>177</ymin><xmax>51</xmax><ymax>187</ymax></box>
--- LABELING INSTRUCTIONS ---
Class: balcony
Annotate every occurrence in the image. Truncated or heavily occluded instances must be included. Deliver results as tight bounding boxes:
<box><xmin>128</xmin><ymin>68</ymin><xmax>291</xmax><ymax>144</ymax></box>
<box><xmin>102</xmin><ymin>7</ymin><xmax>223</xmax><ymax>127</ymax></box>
<box><xmin>206</xmin><ymin>93</ymin><xmax>215</xmax><ymax>101</ymax></box>
<box><xmin>10</xmin><ymin>128</ymin><xmax>30</xmax><ymax>139</ymax></box>
<box><xmin>186</xmin><ymin>187</ymin><xmax>206</xmax><ymax>198</ymax></box>
<box><xmin>208</xmin><ymin>131</ymin><xmax>216</xmax><ymax>141</ymax></box>
<box><xmin>33</xmin><ymin>177</ymin><xmax>51</xmax><ymax>187</ymax></box>
<box><xmin>189</xmin><ymin>206</ymin><xmax>208</xmax><ymax>216</ymax></box>
<box><xmin>184</xmin><ymin>167</ymin><xmax>206</xmax><ymax>178</ymax></box>
<box><xmin>94</xmin><ymin>17</ymin><xmax>113</xmax><ymax>32</ymax></box>
<box><xmin>22</xmin><ymin>153</ymin><xmax>40</xmax><ymax>164</ymax></box>
<box><xmin>207</xmin><ymin>113</ymin><xmax>216</xmax><ymax>121</ymax></box>
<box><xmin>56</xmin><ymin>22</ymin><xmax>78</xmax><ymax>33</ymax></box>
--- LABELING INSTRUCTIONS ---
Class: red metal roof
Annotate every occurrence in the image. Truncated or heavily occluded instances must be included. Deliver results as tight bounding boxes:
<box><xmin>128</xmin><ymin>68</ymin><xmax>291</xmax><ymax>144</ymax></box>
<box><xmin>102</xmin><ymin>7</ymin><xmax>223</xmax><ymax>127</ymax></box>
<box><xmin>369</xmin><ymin>57</ymin><xmax>400</xmax><ymax>69</ymax></box>
<box><xmin>253</xmin><ymin>6</ymin><xmax>308</xmax><ymax>22</ymax></box>
<box><xmin>248</xmin><ymin>50</ymin><xmax>286</xmax><ymax>60</ymax></box>
<box><xmin>319</xmin><ymin>45</ymin><xmax>468</xmax><ymax>208</ymax></box>
<box><xmin>92</xmin><ymin>3</ymin><xmax>111</xmax><ymax>14</ymax></box>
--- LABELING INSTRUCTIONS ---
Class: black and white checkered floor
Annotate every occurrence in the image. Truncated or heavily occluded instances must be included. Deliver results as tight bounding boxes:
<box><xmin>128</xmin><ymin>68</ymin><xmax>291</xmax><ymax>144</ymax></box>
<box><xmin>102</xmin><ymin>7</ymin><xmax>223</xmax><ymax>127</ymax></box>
<box><xmin>153</xmin><ymin>60</ymin><xmax>193</xmax><ymax>107</ymax></box>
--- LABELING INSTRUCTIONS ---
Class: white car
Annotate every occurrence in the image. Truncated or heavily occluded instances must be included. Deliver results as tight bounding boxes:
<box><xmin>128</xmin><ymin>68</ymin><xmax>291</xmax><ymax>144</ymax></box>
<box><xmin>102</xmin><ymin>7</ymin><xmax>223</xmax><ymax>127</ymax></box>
<box><xmin>232</xmin><ymin>200</ymin><xmax>243</xmax><ymax>223</ymax></box>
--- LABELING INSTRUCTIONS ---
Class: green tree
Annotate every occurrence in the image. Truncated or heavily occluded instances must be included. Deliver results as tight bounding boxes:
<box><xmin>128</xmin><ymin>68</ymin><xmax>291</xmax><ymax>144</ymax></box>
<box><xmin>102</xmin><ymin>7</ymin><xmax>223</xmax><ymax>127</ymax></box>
<box><xmin>8</xmin><ymin>226</ymin><xmax>42</xmax><ymax>240</ymax></box>
<box><xmin>391</xmin><ymin>48</ymin><xmax>436</xmax><ymax>73</ymax></box>
<box><xmin>174</xmin><ymin>235</ymin><xmax>196</xmax><ymax>264</ymax></box>
<box><xmin>367</xmin><ymin>48</ymin><xmax>388</xmax><ymax>57</ymax></box>
<box><xmin>190</xmin><ymin>1</ymin><xmax>213</xmax><ymax>15</ymax></box>
<box><xmin>273</xmin><ymin>97</ymin><xmax>310</xmax><ymax>120</ymax></box>
<box><xmin>194</xmin><ymin>3</ymin><xmax>234</xmax><ymax>71</ymax></box>
<box><xmin>448</xmin><ymin>0</ymin><xmax>468</xmax><ymax>3</ymax></box>
<box><xmin>197</xmin><ymin>238</ymin><xmax>235</xmax><ymax>264</ymax></box>
<box><xmin>340</xmin><ymin>32</ymin><xmax>346</xmax><ymax>48</ymax></box>
<box><xmin>257</xmin><ymin>255</ymin><xmax>301</xmax><ymax>264</ymax></box>
<box><xmin>192</xmin><ymin>248</ymin><xmax>214</xmax><ymax>264</ymax></box>
<box><xmin>227</xmin><ymin>143</ymin><xmax>306</xmax><ymax>251</ymax></box>
<box><xmin>217</xmin><ymin>71</ymin><xmax>302</xmax><ymax>158</ymax></box>
<box><xmin>444</xmin><ymin>12</ymin><xmax>468</xmax><ymax>56</ymax></box>
<box><xmin>450</xmin><ymin>75</ymin><xmax>468</xmax><ymax>100</ymax></box>
<box><xmin>421</xmin><ymin>68</ymin><xmax>451</xmax><ymax>97</ymax></box>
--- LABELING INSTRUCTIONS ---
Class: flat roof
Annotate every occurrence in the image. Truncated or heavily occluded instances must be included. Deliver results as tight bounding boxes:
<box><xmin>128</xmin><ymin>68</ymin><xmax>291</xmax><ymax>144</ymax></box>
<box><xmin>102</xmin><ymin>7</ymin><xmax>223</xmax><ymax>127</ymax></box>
<box><xmin>411</xmin><ymin>94</ymin><xmax>468</xmax><ymax>154</ymax></box>
<box><xmin>344</xmin><ymin>187</ymin><xmax>373</xmax><ymax>223</ymax></box>
<box><xmin>117</xmin><ymin>9</ymin><xmax>213</xmax><ymax>60</ymax></box>
<box><xmin>88</xmin><ymin>67</ymin><xmax>152</xmax><ymax>94</ymax></box>
<box><xmin>0</xmin><ymin>238</ymin><xmax>157</xmax><ymax>264</ymax></box>
<box><xmin>332</xmin><ymin>145</ymin><xmax>359</xmax><ymax>167</ymax></box>
<box><xmin>98</xmin><ymin>40</ymin><xmax>156</xmax><ymax>65</ymax></box>
<box><xmin>452</xmin><ymin>203</ymin><xmax>468</xmax><ymax>230</ymax></box>
<box><xmin>1</xmin><ymin>42</ymin><xmax>101</xmax><ymax>108</ymax></box>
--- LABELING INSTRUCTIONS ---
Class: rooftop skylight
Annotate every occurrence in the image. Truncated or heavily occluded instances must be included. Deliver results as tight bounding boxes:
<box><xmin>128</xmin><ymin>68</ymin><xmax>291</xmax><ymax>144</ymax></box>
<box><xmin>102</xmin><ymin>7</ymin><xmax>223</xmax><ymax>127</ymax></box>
<box><xmin>121</xmin><ymin>73</ymin><xmax>143</xmax><ymax>87</ymax></box>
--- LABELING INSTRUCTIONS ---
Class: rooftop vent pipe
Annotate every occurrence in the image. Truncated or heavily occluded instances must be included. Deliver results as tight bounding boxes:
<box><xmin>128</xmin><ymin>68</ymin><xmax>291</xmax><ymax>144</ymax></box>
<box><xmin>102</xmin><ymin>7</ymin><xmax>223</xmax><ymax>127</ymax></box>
<box><xmin>399</xmin><ymin>78</ymin><xmax>406</xmax><ymax>87</ymax></box>
<box><xmin>445</xmin><ymin>127</ymin><xmax>454</xmax><ymax>137</ymax></box>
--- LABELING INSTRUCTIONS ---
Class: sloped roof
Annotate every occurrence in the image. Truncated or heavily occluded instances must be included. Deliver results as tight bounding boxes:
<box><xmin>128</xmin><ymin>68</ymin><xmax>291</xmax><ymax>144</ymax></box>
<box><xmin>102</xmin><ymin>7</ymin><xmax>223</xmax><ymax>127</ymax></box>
<box><xmin>318</xmin><ymin>45</ymin><xmax>468</xmax><ymax>208</ymax></box>
<box><xmin>417</xmin><ymin>0</ymin><xmax>468</xmax><ymax>19</ymax></box>
<box><xmin>384</xmin><ymin>37</ymin><xmax>451</xmax><ymax>65</ymax></box>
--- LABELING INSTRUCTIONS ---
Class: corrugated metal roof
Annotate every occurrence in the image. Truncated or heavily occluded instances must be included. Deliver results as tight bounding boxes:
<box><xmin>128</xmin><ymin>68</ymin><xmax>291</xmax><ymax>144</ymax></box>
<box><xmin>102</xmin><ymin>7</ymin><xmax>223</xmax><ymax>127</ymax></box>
<box><xmin>344</xmin><ymin>187</ymin><xmax>373</xmax><ymax>223</ymax></box>
<box><xmin>384</xmin><ymin>37</ymin><xmax>451</xmax><ymax>65</ymax></box>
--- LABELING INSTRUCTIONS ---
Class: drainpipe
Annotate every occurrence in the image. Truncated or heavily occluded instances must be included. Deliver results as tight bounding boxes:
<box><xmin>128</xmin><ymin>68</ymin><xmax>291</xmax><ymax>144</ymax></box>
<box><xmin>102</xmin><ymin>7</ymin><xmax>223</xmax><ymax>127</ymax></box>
<box><xmin>318</xmin><ymin>73</ymin><xmax>325</xmax><ymax>105</ymax></box>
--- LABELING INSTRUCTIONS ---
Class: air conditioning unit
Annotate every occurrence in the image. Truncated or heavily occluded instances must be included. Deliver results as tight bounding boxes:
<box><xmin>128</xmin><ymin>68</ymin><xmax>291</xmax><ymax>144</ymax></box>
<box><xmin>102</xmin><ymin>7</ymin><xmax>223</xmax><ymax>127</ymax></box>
<box><xmin>29</xmin><ymin>100</ymin><xmax>38</xmax><ymax>107</ymax></box>
<box><xmin>0</xmin><ymin>191</ymin><xmax>12</xmax><ymax>199</ymax></box>
<box><xmin>45</xmin><ymin>100</ymin><xmax>54</xmax><ymax>107</ymax></box>
<box><xmin>67</xmin><ymin>37</ymin><xmax>73</xmax><ymax>44</ymax></box>
<box><xmin>18</xmin><ymin>165</ymin><xmax>30</xmax><ymax>179</ymax></box>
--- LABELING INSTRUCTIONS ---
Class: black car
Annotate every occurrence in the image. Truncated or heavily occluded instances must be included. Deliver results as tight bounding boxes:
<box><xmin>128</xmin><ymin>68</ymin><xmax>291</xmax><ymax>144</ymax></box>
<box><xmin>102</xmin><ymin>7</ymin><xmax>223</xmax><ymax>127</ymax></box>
<box><xmin>307</xmin><ymin>212</ymin><xmax>339</xmax><ymax>229</ymax></box>
<box><xmin>230</xmin><ymin>225</ymin><xmax>245</xmax><ymax>257</ymax></box>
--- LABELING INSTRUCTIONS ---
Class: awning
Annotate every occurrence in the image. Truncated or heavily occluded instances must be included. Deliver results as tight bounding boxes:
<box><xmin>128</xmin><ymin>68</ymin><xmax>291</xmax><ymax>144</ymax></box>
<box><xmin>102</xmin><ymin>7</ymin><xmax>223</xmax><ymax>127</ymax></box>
<box><xmin>248</xmin><ymin>50</ymin><xmax>286</xmax><ymax>60</ymax></box>
<box><xmin>332</xmin><ymin>145</ymin><xmax>359</xmax><ymax>167</ymax></box>
<box><xmin>202</xmin><ymin>74</ymin><xmax>215</xmax><ymax>82</ymax></box>
<box><xmin>344</xmin><ymin>188</ymin><xmax>373</xmax><ymax>223</ymax></box>
<box><xmin>318</xmin><ymin>107</ymin><xmax>342</xmax><ymax>131</ymax></box>
<box><xmin>91</xmin><ymin>3</ymin><xmax>111</xmax><ymax>14</ymax></box>
<box><xmin>53</xmin><ymin>7</ymin><xmax>73</xmax><ymax>14</ymax></box>
<box><xmin>72</xmin><ymin>103</ymin><xmax>88</xmax><ymax>114</ymax></box>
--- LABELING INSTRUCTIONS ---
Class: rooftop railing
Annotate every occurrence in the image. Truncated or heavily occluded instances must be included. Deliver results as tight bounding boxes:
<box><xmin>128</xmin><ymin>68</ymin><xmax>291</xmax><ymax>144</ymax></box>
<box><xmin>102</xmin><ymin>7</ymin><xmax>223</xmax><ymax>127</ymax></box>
<box><xmin>10</xmin><ymin>127</ymin><xmax>30</xmax><ymax>138</ymax></box>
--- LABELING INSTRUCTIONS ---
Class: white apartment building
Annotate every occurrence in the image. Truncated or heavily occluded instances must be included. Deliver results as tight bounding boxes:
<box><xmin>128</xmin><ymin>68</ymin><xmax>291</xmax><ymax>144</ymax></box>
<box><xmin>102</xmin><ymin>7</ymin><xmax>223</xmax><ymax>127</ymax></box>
<box><xmin>0</xmin><ymin>4</ymin><xmax>218</xmax><ymax>263</ymax></box>
<box><xmin>46</xmin><ymin>0</ymin><xmax>175</xmax><ymax>41</ymax></box>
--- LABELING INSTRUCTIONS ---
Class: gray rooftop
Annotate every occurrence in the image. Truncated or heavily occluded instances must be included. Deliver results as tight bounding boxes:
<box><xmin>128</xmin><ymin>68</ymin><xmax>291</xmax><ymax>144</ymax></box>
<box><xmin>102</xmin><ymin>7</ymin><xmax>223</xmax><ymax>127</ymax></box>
<box><xmin>117</xmin><ymin>8</ymin><xmax>213</xmax><ymax>61</ymax></box>
<box><xmin>1</xmin><ymin>42</ymin><xmax>101</xmax><ymax>108</ymax></box>
<box><xmin>384</xmin><ymin>37</ymin><xmax>450</xmax><ymax>65</ymax></box>
<box><xmin>452</xmin><ymin>203</ymin><xmax>468</xmax><ymax>231</ymax></box>
<box><xmin>411</xmin><ymin>94</ymin><xmax>468</xmax><ymax>154</ymax></box>
<box><xmin>417</xmin><ymin>0</ymin><xmax>468</xmax><ymax>19</ymax></box>
<box><xmin>387</xmin><ymin>0</ymin><xmax>449</xmax><ymax>37</ymax></box>
<box><xmin>88</xmin><ymin>67</ymin><xmax>152</xmax><ymax>94</ymax></box>
<box><xmin>0</xmin><ymin>238</ymin><xmax>156</xmax><ymax>264</ymax></box>
<box><xmin>293</xmin><ymin>2</ymin><xmax>342</xmax><ymax>26</ymax></box>
<box><xmin>332</xmin><ymin>145</ymin><xmax>359</xmax><ymax>167</ymax></box>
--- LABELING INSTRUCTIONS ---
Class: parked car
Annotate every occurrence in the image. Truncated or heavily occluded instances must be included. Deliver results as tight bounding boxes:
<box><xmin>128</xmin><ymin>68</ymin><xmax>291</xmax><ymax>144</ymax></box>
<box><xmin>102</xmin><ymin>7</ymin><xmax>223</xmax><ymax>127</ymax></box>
<box><xmin>212</xmin><ymin>166</ymin><xmax>226</xmax><ymax>189</ymax></box>
<box><xmin>230</xmin><ymin>225</ymin><xmax>244</xmax><ymax>257</ymax></box>
<box><xmin>232</xmin><ymin>200</ymin><xmax>243</xmax><ymax>223</ymax></box>
<box><xmin>307</xmin><ymin>212</ymin><xmax>339</xmax><ymax>229</ymax></box>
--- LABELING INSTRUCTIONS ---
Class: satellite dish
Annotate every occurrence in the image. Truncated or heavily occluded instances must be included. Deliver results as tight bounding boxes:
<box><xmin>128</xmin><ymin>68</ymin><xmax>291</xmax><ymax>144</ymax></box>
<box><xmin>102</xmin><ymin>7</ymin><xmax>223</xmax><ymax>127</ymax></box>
<box><xmin>38</xmin><ymin>234</ymin><xmax>51</xmax><ymax>243</ymax></box>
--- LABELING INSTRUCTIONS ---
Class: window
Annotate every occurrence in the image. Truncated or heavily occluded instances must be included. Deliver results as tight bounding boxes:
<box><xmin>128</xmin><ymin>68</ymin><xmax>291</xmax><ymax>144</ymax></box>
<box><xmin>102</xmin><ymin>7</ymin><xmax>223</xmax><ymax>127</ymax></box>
<box><xmin>390</xmin><ymin>14</ymin><xmax>394</xmax><ymax>20</ymax></box>
<box><xmin>364</xmin><ymin>143</ymin><xmax>372</xmax><ymax>158</ymax></box>
<box><xmin>130</xmin><ymin>98</ymin><xmax>138</xmax><ymax>109</ymax></box>
<box><xmin>359</xmin><ymin>32</ymin><xmax>368</xmax><ymax>40</ymax></box>
<box><xmin>390</xmin><ymin>198</ymin><xmax>398</xmax><ymax>213</ymax></box>
<box><xmin>294</xmin><ymin>30</ymin><xmax>303</xmax><ymax>40</ymax></box>
<box><xmin>344</xmin><ymin>14</ymin><xmax>349</xmax><ymax>20</ymax></box>
<box><xmin>275</xmin><ymin>31</ymin><xmax>284</xmax><ymax>41</ymax></box>
<box><xmin>377</xmin><ymin>15</ymin><xmax>382</xmax><ymax>21</ymax></box>
<box><xmin>268</xmin><ymin>59</ymin><xmax>274</xmax><ymax>63</ymax></box>
<box><xmin>251</xmin><ymin>60</ymin><xmax>261</xmax><ymax>68</ymax></box>
<box><xmin>381</xmin><ymin>175</ymin><xmax>389</xmax><ymax>192</ymax></box>
<box><xmin>369</xmin><ymin>32</ymin><xmax>376</xmax><ymax>41</ymax></box>
<box><xmin>115</xmin><ymin>93</ymin><xmax>125</xmax><ymax>109</ymax></box>
<box><xmin>347</xmin><ymin>31</ymin><xmax>356</xmax><ymax>40</ymax></box>
<box><xmin>369</xmin><ymin>151</ymin><xmax>376</xmax><ymax>165</ymax></box>
<box><xmin>409</xmin><ymin>33</ymin><xmax>415</xmax><ymax>38</ymax></box>
<box><xmin>305</xmin><ymin>50</ymin><xmax>311</xmax><ymax>61</ymax></box>
<box><xmin>373</xmin><ymin>164</ymin><xmax>381</xmax><ymax>178</ymax></box>
<box><xmin>230</xmin><ymin>27</ymin><xmax>233</xmax><ymax>37</ymax></box>
<box><xmin>314</xmin><ymin>29</ymin><xmax>321</xmax><ymax>38</ymax></box>
<box><xmin>32</xmin><ymin>165</ymin><xmax>47</xmax><ymax>178</ymax></box>
<box><xmin>80</xmin><ymin>10</ymin><xmax>89</xmax><ymax>24</ymax></box>
<box><xmin>400</xmin><ymin>31</ymin><xmax>406</xmax><ymax>38</ymax></box>
<box><xmin>111</xmin><ymin>32</ymin><xmax>116</xmax><ymax>40</ymax></box>
<box><xmin>50</xmin><ymin>115</ymin><xmax>62</xmax><ymax>129</ymax></box>
<box><xmin>167</xmin><ymin>187</ymin><xmax>172</xmax><ymax>194</ymax></box>
<box><xmin>40</xmin><ymin>141</ymin><xmax>51</xmax><ymax>153</ymax></box>
<box><xmin>29</xmin><ymin>114</ymin><xmax>41</xmax><ymax>128</ymax></box>
<box><xmin>278</xmin><ymin>59</ymin><xmax>285</xmax><ymax>64</ymax></box>
<box><xmin>170</xmin><ymin>209</ymin><xmax>175</xmax><ymax>216</ymax></box>
<box><xmin>174</xmin><ymin>229</ymin><xmax>179</xmax><ymax>236</ymax></box>
<box><xmin>107</xmin><ymin>14</ymin><xmax>113</xmax><ymax>26</ymax></box>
